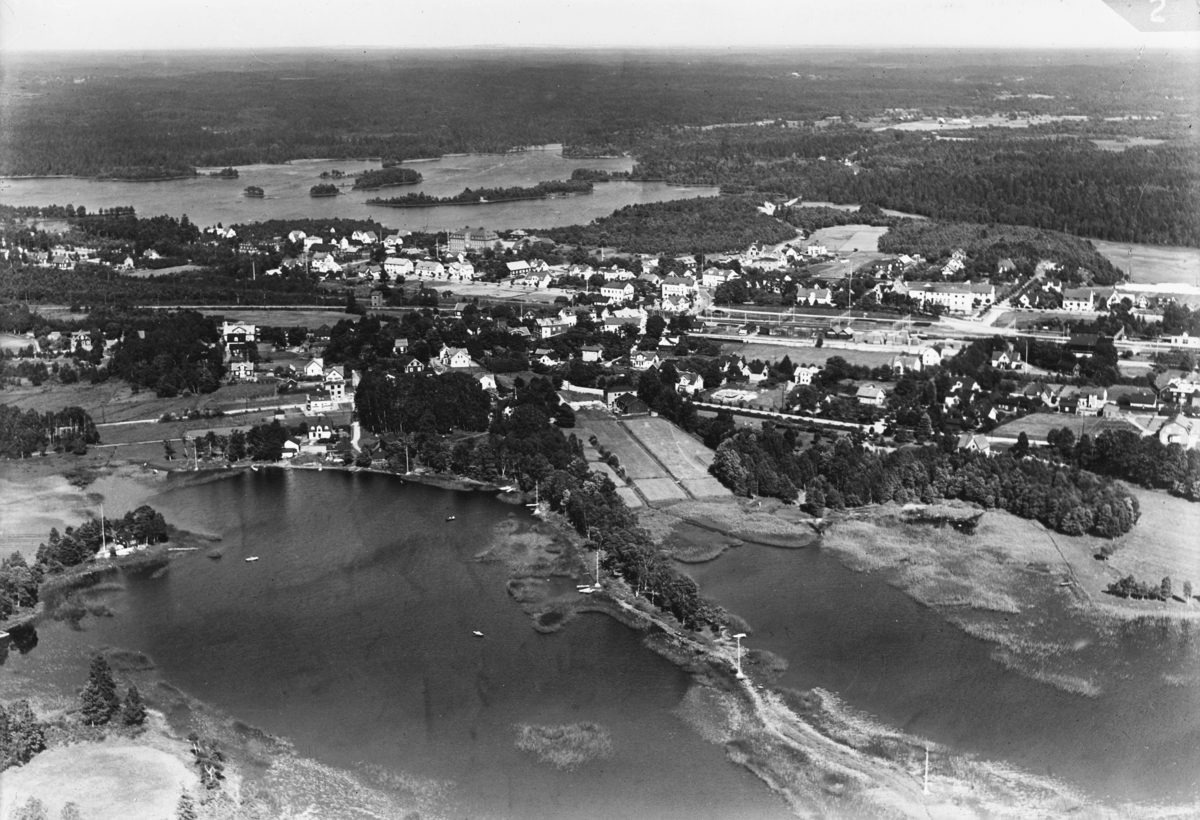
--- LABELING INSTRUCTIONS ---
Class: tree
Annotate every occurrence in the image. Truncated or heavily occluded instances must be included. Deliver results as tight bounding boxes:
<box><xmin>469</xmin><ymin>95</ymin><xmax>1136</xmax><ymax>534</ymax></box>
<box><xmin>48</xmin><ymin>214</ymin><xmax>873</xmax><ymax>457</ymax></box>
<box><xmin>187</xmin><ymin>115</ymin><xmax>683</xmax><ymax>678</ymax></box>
<box><xmin>1161</xmin><ymin>576</ymin><xmax>1172</xmax><ymax>600</ymax></box>
<box><xmin>4</xmin><ymin>700</ymin><xmax>46</xmax><ymax>766</ymax></box>
<box><xmin>916</xmin><ymin>412</ymin><xmax>934</xmax><ymax>441</ymax></box>
<box><xmin>80</xmin><ymin>654</ymin><xmax>120</xmax><ymax>725</ymax></box>
<box><xmin>226</xmin><ymin>429</ymin><xmax>247</xmax><ymax>462</ymax></box>
<box><xmin>122</xmin><ymin>685</ymin><xmax>146</xmax><ymax>727</ymax></box>
<box><xmin>9</xmin><ymin>798</ymin><xmax>48</xmax><ymax>820</ymax></box>
<box><xmin>162</xmin><ymin>439</ymin><xmax>176</xmax><ymax>461</ymax></box>
<box><xmin>1184</xmin><ymin>580</ymin><xmax>1193</xmax><ymax>602</ymax></box>
<box><xmin>60</xmin><ymin>804</ymin><xmax>84</xmax><ymax>820</ymax></box>
<box><xmin>1012</xmin><ymin>431</ymin><xmax>1030</xmax><ymax>459</ymax></box>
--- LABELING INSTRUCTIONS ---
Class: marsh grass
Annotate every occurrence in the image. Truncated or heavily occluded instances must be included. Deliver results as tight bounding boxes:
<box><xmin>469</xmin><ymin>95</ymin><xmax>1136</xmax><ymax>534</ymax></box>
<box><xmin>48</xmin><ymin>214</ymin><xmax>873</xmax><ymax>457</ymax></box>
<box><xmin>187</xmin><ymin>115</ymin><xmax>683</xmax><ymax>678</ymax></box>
<box><xmin>513</xmin><ymin>722</ymin><xmax>614</xmax><ymax>770</ymax></box>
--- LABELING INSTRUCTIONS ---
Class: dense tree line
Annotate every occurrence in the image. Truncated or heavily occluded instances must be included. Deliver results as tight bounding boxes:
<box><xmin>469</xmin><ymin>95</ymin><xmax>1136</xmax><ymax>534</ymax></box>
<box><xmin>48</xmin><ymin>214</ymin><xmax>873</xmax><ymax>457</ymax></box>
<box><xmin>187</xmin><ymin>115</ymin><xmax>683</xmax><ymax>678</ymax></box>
<box><xmin>355</xmin><ymin>371</ymin><xmax>492</xmax><ymax>435</ymax></box>
<box><xmin>710</xmin><ymin>429</ymin><xmax>1140</xmax><ymax>538</ymax></box>
<box><xmin>367</xmin><ymin>179</ymin><xmax>592</xmax><ymax>207</ymax></box>
<box><xmin>351</xmin><ymin>167</ymin><xmax>422</xmax><ymax>189</ymax></box>
<box><xmin>1044</xmin><ymin>427</ymin><xmax>1200</xmax><ymax>502</ymax></box>
<box><xmin>0</xmin><ymin>699</ymin><xmax>46</xmax><ymax>771</ymax></box>
<box><xmin>36</xmin><ymin>505</ymin><xmax>169</xmax><ymax>570</ymax></box>
<box><xmin>76</xmin><ymin>212</ymin><xmax>202</xmax><ymax>255</ymax></box>
<box><xmin>878</xmin><ymin>220</ymin><xmax>1123</xmax><ymax>285</ymax></box>
<box><xmin>542</xmin><ymin>197</ymin><xmax>796</xmax><ymax>255</ymax></box>
<box><xmin>107</xmin><ymin>311</ymin><xmax>225</xmax><ymax>396</ymax></box>
<box><xmin>631</xmin><ymin>128</ymin><xmax>1200</xmax><ymax>247</ymax></box>
<box><xmin>0</xmin><ymin>404</ymin><xmax>98</xmax><ymax>458</ymax></box>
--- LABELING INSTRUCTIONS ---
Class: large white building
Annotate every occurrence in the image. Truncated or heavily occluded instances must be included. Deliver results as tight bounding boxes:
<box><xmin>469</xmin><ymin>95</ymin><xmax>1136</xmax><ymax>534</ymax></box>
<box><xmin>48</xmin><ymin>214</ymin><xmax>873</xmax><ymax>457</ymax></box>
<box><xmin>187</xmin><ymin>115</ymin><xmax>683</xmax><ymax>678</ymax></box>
<box><xmin>900</xmin><ymin>281</ymin><xmax>995</xmax><ymax>313</ymax></box>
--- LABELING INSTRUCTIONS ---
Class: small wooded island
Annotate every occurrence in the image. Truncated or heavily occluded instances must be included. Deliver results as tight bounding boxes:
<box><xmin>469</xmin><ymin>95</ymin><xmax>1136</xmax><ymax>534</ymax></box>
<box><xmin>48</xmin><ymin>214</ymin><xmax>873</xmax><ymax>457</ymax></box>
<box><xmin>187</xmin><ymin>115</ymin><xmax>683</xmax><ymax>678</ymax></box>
<box><xmin>366</xmin><ymin>178</ymin><xmax>591</xmax><ymax>207</ymax></box>
<box><xmin>309</xmin><ymin>183</ymin><xmax>340</xmax><ymax>197</ymax></box>
<box><xmin>352</xmin><ymin>167</ymin><xmax>422</xmax><ymax>190</ymax></box>
<box><xmin>209</xmin><ymin>167</ymin><xmax>239</xmax><ymax>179</ymax></box>
<box><xmin>243</xmin><ymin>185</ymin><xmax>264</xmax><ymax>198</ymax></box>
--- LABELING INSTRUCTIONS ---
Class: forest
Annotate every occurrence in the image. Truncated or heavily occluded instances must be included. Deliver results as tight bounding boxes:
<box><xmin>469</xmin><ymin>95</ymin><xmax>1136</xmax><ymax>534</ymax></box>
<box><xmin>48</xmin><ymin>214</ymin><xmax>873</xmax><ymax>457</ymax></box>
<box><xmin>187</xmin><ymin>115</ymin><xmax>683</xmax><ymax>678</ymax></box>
<box><xmin>640</xmin><ymin>129</ymin><xmax>1200</xmax><ymax>247</ymax></box>
<box><xmin>106</xmin><ymin>311</ymin><xmax>226</xmax><ymax>396</ymax></box>
<box><xmin>1042</xmin><ymin>427</ymin><xmax>1200</xmax><ymax>502</ymax></box>
<box><xmin>541</xmin><ymin>197</ymin><xmax>796</xmax><ymax>255</ymax></box>
<box><xmin>351</xmin><ymin>167</ymin><xmax>422</xmax><ymax>190</ymax></box>
<box><xmin>709</xmin><ymin>428</ymin><xmax>1140</xmax><ymax>538</ymax></box>
<box><xmin>0</xmin><ymin>404</ymin><xmax>99</xmax><ymax>458</ymax></box>
<box><xmin>366</xmin><ymin>179</ymin><xmax>592</xmax><ymax>207</ymax></box>
<box><xmin>876</xmin><ymin>220</ymin><xmax>1123</xmax><ymax>285</ymax></box>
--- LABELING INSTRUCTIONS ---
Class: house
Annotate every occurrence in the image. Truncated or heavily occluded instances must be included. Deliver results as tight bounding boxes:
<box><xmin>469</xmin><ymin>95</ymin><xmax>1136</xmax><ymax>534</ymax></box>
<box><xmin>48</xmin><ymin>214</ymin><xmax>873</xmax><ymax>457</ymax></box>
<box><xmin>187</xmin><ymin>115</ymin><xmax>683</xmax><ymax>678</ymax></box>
<box><xmin>327</xmin><ymin>381</ymin><xmax>347</xmax><ymax>402</ymax></box>
<box><xmin>288</xmin><ymin>230</ymin><xmax>307</xmax><ymax>244</ymax></box>
<box><xmin>580</xmin><ymin>345</ymin><xmax>604</xmax><ymax>363</ymax></box>
<box><xmin>806</xmin><ymin>244</ymin><xmax>828</xmax><ymax>257</ymax></box>
<box><xmin>1166</xmin><ymin>332</ymin><xmax>1200</xmax><ymax>349</ymax></box>
<box><xmin>447</xmin><ymin>226</ymin><xmax>499</xmax><ymax>254</ymax></box>
<box><xmin>1062</xmin><ymin>288</ymin><xmax>1095</xmax><ymax>312</ymax></box>
<box><xmin>370</xmin><ymin>291</ymin><xmax>384</xmax><ymax>308</ymax></box>
<box><xmin>448</xmin><ymin>261</ymin><xmax>475</xmax><ymax>281</ymax></box>
<box><xmin>1078</xmin><ymin>387</ymin><xmax>1108</xmax><ymax>416</ymax></box>
<box><xmin>506</xmin><ymin>260</ymin><xmax>532</xmax><ymax>277</ymax></box>
<box><xmin>1158</xmin><ymin>415</ymin><xmax>1200</xmax><ymax>450</ymax></box>
<box><xmin>438</xmin><ymin>346</ymin><xmax>473</xmax><ymax>368</ymax></box>
<box><xmin>956</xmin><ymin>433</ymin><xmax>991</xmax><ymax>455</ymax></box>
<box><xmin>323</xmin><ymin>365</ymin><xmax>346</xmax><ymax>385</ymax></box>
<box><xmin>308</xmin><ymin>416</ymin><xmax>334</xmax><ymax>444</ymax></box>
<box><xmin>303</xmin><ymin>357</ymin><xmax>325</xmax><ymax>379</ymax></box>
<box><xmin>660</xmin><ymin>275</ymin><xmax>697</xmax><ymax>299</ymax></box>
<box><xmin>631</xmin><ymin>350</ymin><xmax>661</xmax><ymax>371</ymax></box>
<box><xmin>221</xmin><ymin>322</ymin><xmax>257</xmax><ymax>346</ymax></box>
<box><xmin>701</xmin><ymin>268</ymin><xmax>739</xmax><ymax>288</ymax></box>
<box><xmin>613</xmin><ymin>394</ymin><xmax>650</xmax><ymax>416</ymax></box>
<box><xmin>1066</xmin><ymin>334</ymin><xmax>1104</xmax><ymax>358</ymax></box>
<box><xmin>890</xmin><ymin>354</ymin><xmax>922</xmax><ymax>375</ymax></box>
<box><xmin>996</xmin><ymin>258</ymin><xmax>1017</xmax><ymax>276</ymax></box>
<box><xmin>904</xmin><ymin>281</ymin><xmax>996</xmax><ymax>313</ymax></box>
<box><xmin>1114</xmin><ymin>388</ymin><xmax>1158</xmax><ymax>412</ymax></box>
<box><xmin>793</xmin><ymin>364</ymin><xmax>821</xmax><ymax>386</ymax></box>
<box><xmin>856</xmin><ymin>383</ymin><xmax>887</xmax><ymax>407</ymax></box>
<box><xmin>415</xmin><ymin>260</ymin><xmax>446</xmax><ymax>279</ymax></box>
<box><xmin>393</xmin><ymin>338</ymin><xmax>409</xmax><ymax>355</ymax></box>
<box><xmin>534</xmin><ymin>348</ymin><xmax>562</xmax><ymax>367</ymax></box>
<box><xmin>281</xmin><ymin>438</ymin><xmax>302</xmax><ymax>459</ymax></box>
<box><xmin>536</xmin><ymin>318</ymin><xmax>569</xmax><ymax>339</ymax></box>
<box><xmin>746</xmin><ymin>361</ymin><xmax>769</xmax><ymax>384</ymax></box>
<box><xmin>352</xmin><ymin>230</ymin><xmax>379</xmax><ymax>245</ymax></box>
<box><xmin>944</xmin><ymin>376</ymin><xmax>980</xmax><ymax>408</ymax></box>
<box><xmin>476</xmin><ymin>372</ymin><xmax>498</xmax><ymax>391</ymax></box>
<box><xmin>399</xmin><ymin>356</ymin><xmax>428</xmax><ymax>375</ymax></box>
<box><xmin>676</xmin><ymin>371</ymin><xmax>705</xmax><ymax>396</ymax></box>
<box><xmin>917</xmin><ymin>347</ymin><xmax>943</xmax><ymax>368</ymax></box>
<box><xmin>795</xmin><ymin>287</ymin><xmax>834</xmax><ymax>307</ymax></box>
<box><xmin>311</xmin><ymin>252</ymin><xmax>342</xmax><ymax>275</ymax></box>
<box><xmin>117</xmin><ymin>256</ymin><xmax>135</xmax><ymax>271</ymax></box>
<box><xmin>638</xmin><ymin>272</ymin><xmax>664</xmax><ymax>288</ymax></box>
<box><xmin>384</xmin><ymin>256</ymin><xmax>414</xmax><ymax>278</ymax></box>
<box><xmin>990</xmin><ymin>349</ymin><xmax>1022</xmax><ymax>370</ymax></box>
<box><xmin>228</xmin><ymin>360</ymin><xmax>254</xmax><ymax>381</ymax></box>
<box><xmin>600</xmin><ymin>281</ymin><xmax>635</xmax><ymax>302</ymax></box>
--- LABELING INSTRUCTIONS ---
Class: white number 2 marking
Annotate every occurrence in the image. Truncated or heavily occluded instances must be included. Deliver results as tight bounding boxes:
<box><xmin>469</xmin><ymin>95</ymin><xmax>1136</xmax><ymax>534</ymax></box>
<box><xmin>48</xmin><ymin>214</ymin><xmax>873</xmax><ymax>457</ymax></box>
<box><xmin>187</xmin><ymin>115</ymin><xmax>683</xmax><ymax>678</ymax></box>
<box><xmin>1149</xmin><ymin>0</ymin><xmax>1167</xmax><ymax>23</ymax></box>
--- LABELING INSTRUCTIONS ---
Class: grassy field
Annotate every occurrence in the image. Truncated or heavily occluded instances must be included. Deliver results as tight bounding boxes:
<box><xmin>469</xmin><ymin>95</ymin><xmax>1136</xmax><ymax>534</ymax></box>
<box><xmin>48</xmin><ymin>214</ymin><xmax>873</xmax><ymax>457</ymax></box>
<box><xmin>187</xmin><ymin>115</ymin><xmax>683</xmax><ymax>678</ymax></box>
<box><xmin>199</xmin><ymin>308</ymin><xmax>355</xmax><ymax>327</ymax></box>
<box><xmin>1091</xmin><ymin>239</ymin><xmax>1200</xmax><ymax>286</ymax></box>
<box><xmin>0</xmin><ymin>739</ymin><xmax>197</xmax><ymax>820</ymax></box>
<box><xmin>575</xmin><ymin>411</ymin><xmax>729</xmax><ymax>503</ymax></box>
<box><xmin>727</xmin><ymin>342</ymin><xmax>896</xmax><ymax>369</ymax></box>
<box><xmin>991</xmin><ymin>412</ymin><xmax>1158</xmax><ymax>441</ymax></box>
<box><xmin>0</xmin><ymin>379</ymin><xmax>283</xmax><ymax>422</ymax></box>
<box><xmin>1098</xmin><ymin>486</ymin><xmax>1200</xmax><ymax>585</ymax></box>
<box><xmin>807</xmin><ymin>224</ymin><xmax>888</xmax><ymax>254</ymax></box>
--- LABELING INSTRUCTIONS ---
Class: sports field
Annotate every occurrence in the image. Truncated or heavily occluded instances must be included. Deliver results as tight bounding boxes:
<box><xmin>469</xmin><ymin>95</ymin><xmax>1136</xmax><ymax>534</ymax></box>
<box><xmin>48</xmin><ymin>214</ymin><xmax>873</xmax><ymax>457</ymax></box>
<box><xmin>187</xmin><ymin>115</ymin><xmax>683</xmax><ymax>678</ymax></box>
<box><xmin>991</xmin><ymin>412</ymin><xmax>1156</xmax><ymax>442</ymax></box>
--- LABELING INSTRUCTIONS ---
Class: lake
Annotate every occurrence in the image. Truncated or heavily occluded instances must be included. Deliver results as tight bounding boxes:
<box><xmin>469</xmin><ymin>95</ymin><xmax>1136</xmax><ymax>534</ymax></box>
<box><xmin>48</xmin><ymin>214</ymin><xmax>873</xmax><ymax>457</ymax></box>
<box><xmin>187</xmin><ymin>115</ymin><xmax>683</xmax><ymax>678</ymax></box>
<box><xmin>0</xmin><ymin>470</ymin><xmax>789</xmax><ymax>820</ymax></box>
<box><xmin>682</xmin><ymin>541</ymin><xmax>1200</xmax><ymax>805</ymax></box>
<box><xmin>0</xmin><ymin>146</ymin><xmax>719</xmax><ymax>231</ymax></box>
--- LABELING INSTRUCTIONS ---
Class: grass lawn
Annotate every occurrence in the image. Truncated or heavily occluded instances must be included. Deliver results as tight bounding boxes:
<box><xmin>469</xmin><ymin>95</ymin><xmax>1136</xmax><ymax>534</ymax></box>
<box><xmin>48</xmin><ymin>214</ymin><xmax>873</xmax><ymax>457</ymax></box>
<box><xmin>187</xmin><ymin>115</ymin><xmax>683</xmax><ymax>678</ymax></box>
<box><xmin>728</xmin><ymin>342</ymin><xmax>896</xmax><ymax>369</ymax></box>
<box><xmin>622</xmin><ymin>417</ymin><xmax>715</xmax><ymax>481</ymax></box>
<box><xmin>1098</xmin><ymin>486</ymin><xmax>1200</xmax><ymax>586</ymax></box>
<box><xmin>579</xmin><ymin>418</ymin><xmax>663</xmax><ymax>480</ymax></box>
<box><xmin>991</xmin><ymin>412</ymin><xmax>1159</xmax><ymax>441</ymax></box>
<box><xmin>1091</xmin><ymin>239</ymin><xmax>1200</xmax><ymax>286</ymax></box>
<box><xmin>1</xmin><ymin>380</ymin><xmax>283</xmax><ymax>423</ymax></box>
<box><xmin>199</xmin><ymin>308</ymin><xmax>354</xmax><ymax>327</ymax></box>
<box><xmin>0</xmin><ymin>739</ymin><xmax>197</xmax><ymax>820</ymax></box>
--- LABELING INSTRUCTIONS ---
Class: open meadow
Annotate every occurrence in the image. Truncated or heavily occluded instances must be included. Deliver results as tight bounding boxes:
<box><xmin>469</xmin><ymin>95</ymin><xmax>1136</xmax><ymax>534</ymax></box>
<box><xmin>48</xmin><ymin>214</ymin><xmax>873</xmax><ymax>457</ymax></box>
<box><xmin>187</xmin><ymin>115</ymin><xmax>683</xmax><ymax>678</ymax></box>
<box><xmin>1091</xmin><ymin>239</ymin><xmax>1200</xmax><ymax>286</ymax></box>
<box><xmin>728</xmin><ymin>342</ymin><xmax>896</xmax><ymax>369</ymax></box>
<box><xmin>991</xmin><ymin>412</ymin><xmax>1158</xmax><ymax>442</ymax></box>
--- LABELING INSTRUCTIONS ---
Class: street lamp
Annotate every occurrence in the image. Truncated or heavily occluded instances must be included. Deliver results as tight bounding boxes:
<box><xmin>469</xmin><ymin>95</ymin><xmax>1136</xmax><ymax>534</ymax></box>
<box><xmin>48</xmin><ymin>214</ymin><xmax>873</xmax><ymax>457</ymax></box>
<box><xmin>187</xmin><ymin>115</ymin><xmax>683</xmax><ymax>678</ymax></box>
<box><xmin>732</xmin><ymin>632</ymin><xmax>747</xmax><ymax>679</ymax></box>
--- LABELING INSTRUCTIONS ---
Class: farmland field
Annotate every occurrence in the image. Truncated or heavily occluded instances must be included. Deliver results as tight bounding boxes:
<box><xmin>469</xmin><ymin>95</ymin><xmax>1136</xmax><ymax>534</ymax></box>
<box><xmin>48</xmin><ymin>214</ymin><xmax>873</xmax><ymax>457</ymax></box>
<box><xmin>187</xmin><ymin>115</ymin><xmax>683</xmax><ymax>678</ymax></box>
<box><xmin>575</xmin><ymin>410</ymin><xmax>731</xmax><ymax>503</ymax></box>
<box><xmin>1100</xmin><ymin>486</ymin><xmax>1200</xmax><ymax>584</ymax></box>
<box><xmin>728</xmin><ymin>342</ymin><xmax>897</xmax><ymax>368</ymax></box>
<box><xmin>805</xmin><ymin>224</ymin><xmax>888</xmax><ymax>271</ymax></box>
<box><xmin>1091</xmin><ymin>239</ymin><xmax>1200</xmax><ymax>286</ymax></box>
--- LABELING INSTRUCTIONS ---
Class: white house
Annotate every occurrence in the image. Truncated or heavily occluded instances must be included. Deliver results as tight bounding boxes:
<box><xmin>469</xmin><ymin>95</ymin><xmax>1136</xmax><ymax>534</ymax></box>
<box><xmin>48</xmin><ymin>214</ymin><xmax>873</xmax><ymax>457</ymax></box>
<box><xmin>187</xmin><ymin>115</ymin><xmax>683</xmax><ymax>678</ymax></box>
<box><xmin>600</xmin><ymin>281</ymin><xmax>635</xmax><ymax>302</ymax></box>
<box><xmin>303</xmin><ymin>357</ymin><xmax>325</xmax><ymax>379</ymax></box>
<box><xmin>384</xmin><ymin>257</ymin><xmax>414</xmax><ymax>278</ymax></box>
<box><xmin>415</xmin><ymin>260</ymin><xmax>446</xmax><ymax>279</ymax></box>
<box><xmin>806</xmin><ymin>244</ymin><xmax>827</xmax><ymax>257</ymax></box>
<box><xmin>438</xmin><ymin>346</ymin><xmax>473</xmax><ymax>368</ymax></box>
<box><xmin>580</xmin><ymin>345</ymin><xmax>604</xmax><ymax>363</ymax></box>
<box><xmin>793</xmin><ymin>364</ymin><xmax>821</xmax><ymax>386</ymax></box>
<box><xmin>631</xmin><ymin>350</ymin><xmax>661</xmax><ymax>370</ymax></box>
<box><xmin>660</xmin><ymin>275</ymin><xmax>697</xmax><ymax>299</ymax></box>
<box><xmin>1062</xmin><ymin>288</ymin><xmax>1095</xmax><ymax>312</ymax></box>
<box><xmin>795</xmin><ymin>287</ymin><xmax>833</xmax><ymax>307</ymax></box>
<box><xmin>311</xmin><ymin>253</ymin><xmax>342</xmax><ymax>275</ymax></box>
<box><xmin>918</xmin><ymin>347</ymin><xmax>943</xmax><ymax>368</ymax></box>
<box><xmin>856</xmin><ymin>383</ymin><xmax>887</xmax><ymax>407</ymax></box>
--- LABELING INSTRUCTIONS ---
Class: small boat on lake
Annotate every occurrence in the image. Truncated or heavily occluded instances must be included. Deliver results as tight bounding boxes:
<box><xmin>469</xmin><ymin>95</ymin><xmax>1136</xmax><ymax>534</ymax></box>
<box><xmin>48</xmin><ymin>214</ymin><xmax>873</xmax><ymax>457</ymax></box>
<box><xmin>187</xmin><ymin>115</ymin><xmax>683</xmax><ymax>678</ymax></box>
<box><xmin>446</xmin><ymin>515</ymin><xmax>456</xmax><ymax>521</ymax></box>
<box><xmin>245</xmin><ymin>557</ymin><xmax>259</xmax><ymax>563</ymax></box>
<box><xmin>472</xmin><ymin>630</ymin><xmax>484</xmax><ymax>637</ymax></box>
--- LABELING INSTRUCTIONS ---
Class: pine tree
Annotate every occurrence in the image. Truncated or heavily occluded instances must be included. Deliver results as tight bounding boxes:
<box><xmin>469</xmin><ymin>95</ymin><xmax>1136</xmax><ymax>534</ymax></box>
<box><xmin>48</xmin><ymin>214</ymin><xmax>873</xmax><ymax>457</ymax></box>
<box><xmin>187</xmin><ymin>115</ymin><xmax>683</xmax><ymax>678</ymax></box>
<box><xmin>121</xmin><ymin>685</ymin><xmax>146</xmax><ymax>727</ymax></box>
<box><xmin>1184</xmin><ymin>580</ymin><xmax>1193</xmax><ymax>602</ymax></box>
<box><xmin>916</xmin><ymin>412</ymin><xmax>934</xmax><ymax>441</ymax></box>
<box><xmin>80</xmin><ymin>654</ymin><xmax>120</xmax><ymax>725</ymax></box>
<box><xmin>6</xmin><ymin>700</ymin><xmax>46</xmax><ymax>765</ymax></box>
<box><xmin>1161</xmin><ymin>576</ymin><xmax>1172</xmax><ymax>600</ymax></box>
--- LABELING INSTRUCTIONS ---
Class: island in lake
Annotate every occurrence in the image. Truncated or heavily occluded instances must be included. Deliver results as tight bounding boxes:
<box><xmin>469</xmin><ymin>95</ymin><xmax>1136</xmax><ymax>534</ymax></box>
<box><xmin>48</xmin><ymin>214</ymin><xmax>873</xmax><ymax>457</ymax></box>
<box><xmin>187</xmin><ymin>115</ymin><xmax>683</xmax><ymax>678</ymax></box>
<box><xmin>352</xmin><ymin>167</ymin><xmax>422</xmax><ymax>190</ymax></box>
<box><xmin>243</xmin><ymin>185</ymin><xmax>264</xmax><ymax>198</ymax></box>
<box><xmin>209</xmin><ymin>167</ymin><xmax>239</xmax><ymax>179</ymax></box>
<box><xmin>309</xmin><ymin>183</ymin><xmax>340</xmax><ymax>197</ymax></box>
<box><xmin>366</xmin><ymin>179</ymin><xmax>592</xmax><ymax>208</ymax></box>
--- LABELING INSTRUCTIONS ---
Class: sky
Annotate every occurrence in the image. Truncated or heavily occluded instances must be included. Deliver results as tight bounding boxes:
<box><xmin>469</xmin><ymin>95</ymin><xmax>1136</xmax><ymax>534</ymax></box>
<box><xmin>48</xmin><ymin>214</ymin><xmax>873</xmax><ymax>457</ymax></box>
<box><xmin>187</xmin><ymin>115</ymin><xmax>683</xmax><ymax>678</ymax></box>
<box><xmin>0</xmin><ymin>0</ymin><xmax>1197</xmax><ymax>52</ymax></box>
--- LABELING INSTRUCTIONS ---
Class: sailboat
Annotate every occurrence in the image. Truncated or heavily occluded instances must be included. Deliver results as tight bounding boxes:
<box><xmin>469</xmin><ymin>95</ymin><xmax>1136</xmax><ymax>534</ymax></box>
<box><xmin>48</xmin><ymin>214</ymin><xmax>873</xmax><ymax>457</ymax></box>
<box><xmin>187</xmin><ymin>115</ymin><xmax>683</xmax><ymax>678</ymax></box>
<box><xmin>245</xmin><ymin>557</ymin><xmax>260</xmax><ymax>563</ymax></box>
<box><xmin>472</xmin><ymin>630</ymin><xmax>484</xmax><ymax>637</ymax></box>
